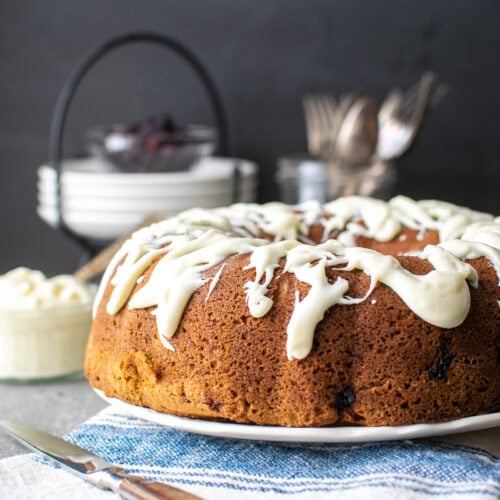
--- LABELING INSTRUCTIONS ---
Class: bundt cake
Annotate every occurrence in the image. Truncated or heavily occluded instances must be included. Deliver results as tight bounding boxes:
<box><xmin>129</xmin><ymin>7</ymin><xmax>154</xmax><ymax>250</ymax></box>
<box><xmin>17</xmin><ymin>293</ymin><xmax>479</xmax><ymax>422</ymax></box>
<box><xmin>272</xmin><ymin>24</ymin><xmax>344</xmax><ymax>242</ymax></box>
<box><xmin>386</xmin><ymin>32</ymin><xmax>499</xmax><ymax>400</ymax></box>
<box><xmin>84</xmin><ymin>196</ymin><xmax>500</xmax><ymax>427</ymax></box>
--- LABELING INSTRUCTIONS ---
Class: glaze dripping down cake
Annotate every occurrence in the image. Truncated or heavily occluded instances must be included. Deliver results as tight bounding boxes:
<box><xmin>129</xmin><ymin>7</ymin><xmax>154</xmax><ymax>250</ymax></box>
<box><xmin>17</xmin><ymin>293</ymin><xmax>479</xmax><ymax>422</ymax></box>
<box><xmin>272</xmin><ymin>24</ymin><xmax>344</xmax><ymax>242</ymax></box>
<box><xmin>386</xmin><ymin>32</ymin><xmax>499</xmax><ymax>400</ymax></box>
<box><xmin>84</xmin><ymin>196</ymin><xmax>500</xmax><ymax>427</ymax></box>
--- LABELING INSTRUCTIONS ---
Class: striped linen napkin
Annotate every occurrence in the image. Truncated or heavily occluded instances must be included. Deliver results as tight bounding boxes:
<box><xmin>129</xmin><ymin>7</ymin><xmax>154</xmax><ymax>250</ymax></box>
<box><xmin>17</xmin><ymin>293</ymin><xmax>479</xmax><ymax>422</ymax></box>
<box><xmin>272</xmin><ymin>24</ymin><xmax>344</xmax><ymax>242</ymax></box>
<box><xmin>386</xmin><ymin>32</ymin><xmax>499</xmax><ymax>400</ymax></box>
<box><xmin>0</xmin><ymin>405</ymin><xmax>498</xmax><ymax>499</ymax></box>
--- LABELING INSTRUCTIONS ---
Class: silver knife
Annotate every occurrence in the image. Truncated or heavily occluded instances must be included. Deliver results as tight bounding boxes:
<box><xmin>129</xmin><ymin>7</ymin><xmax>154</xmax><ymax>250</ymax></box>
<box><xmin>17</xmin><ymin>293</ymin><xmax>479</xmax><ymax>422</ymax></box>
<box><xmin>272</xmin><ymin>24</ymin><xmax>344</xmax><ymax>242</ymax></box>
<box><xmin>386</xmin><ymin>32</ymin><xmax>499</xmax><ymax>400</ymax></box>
<box><xmin>0</xmin><ymin>420</ymin><xmax>203</xmax><ymax>500</ymax></box>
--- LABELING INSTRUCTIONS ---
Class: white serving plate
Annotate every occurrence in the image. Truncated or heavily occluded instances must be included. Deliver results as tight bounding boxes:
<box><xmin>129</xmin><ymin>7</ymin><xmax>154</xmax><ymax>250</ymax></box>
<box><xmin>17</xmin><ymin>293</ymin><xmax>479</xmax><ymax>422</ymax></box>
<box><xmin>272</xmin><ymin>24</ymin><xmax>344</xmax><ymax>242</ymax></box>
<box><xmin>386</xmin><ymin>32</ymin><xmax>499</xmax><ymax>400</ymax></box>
<box><xmin>37</xmin><ymin>207</ymin><xmax>149</xmax><ymax>239</ymax></box>
<box><xmin>37</xmin><ymin>177</ymin><xmax>257</xmax><ymax>200</ymax></box>
<box><xmin>37</xmin><ymin>187</ymin><xmax>257</xmax><ymax>212</ymax></box>
<box><xmin>36</xmin><ymin>156</ymin><xmax>258</xmax><ymax>239</ymax></box>
<box><xmin>95</xmin><ymin>389</ymin><xmax>500</xmax><ymax>444</ymax></box>
<box><xmin>38</xmin><ymin>157</ymin><xmax>257</xmax><ymax>187</ymax></box>
<box><xmin>37</xmin><ymin>185</ymin><xmax>257</xmax><ymax>240</ymax></box>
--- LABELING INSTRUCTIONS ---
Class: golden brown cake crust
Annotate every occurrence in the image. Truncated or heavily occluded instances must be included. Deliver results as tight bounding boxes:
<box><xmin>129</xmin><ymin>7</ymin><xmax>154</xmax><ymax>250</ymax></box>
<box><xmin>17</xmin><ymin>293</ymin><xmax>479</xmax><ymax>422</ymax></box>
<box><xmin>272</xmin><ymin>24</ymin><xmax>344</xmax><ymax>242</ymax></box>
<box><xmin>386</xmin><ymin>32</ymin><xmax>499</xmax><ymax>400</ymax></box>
<box><xmin>85</xmin><ymin>197</ymin><xmax>500</xmax><ymax>427</ymax></box>
<box><xmin>85</xmin><ymin>244</ymin><xmax>500</xmax><ymax>427</ymax></box>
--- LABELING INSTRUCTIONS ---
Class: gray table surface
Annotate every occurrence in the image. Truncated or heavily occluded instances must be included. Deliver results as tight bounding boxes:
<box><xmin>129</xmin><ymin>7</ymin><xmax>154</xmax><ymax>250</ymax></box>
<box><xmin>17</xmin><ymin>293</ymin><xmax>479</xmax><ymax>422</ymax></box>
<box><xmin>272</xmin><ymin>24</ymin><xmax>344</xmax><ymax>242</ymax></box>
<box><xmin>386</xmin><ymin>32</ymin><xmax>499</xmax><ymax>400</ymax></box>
<box><xmin>0</xmin><ymin>377</ymin><xmax>107</xmax><ymax>459</ymax></box>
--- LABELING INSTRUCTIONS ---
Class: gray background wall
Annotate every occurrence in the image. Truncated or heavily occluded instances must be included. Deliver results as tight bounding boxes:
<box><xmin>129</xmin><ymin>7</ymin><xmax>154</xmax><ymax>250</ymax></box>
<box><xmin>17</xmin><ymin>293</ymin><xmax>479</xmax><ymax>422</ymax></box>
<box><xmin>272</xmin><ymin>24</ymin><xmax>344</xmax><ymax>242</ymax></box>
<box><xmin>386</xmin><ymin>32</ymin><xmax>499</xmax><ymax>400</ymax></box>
<box><xmin>1</xmin><ymin>0</ymin><xmax>499</xmax><ymax>275</ymax></box>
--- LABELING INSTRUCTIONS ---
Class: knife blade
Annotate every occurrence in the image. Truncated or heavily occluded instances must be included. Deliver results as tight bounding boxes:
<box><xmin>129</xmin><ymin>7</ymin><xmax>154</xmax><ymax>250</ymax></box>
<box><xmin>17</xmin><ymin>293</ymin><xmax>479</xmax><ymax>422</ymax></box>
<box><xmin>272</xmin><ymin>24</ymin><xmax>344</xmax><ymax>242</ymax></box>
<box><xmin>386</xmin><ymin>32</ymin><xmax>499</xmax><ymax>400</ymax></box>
<box><xmin>0</xmin><ymin>420</ymin><xmax>203</xmax><ymax>499</ymax></box>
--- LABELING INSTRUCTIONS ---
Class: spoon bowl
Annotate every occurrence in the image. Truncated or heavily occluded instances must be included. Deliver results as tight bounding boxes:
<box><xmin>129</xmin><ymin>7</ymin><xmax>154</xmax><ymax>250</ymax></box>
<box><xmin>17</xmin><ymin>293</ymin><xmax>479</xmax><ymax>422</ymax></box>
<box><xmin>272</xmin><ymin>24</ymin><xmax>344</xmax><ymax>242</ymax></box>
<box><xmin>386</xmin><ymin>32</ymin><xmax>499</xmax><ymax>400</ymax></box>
<box><xmin>377</xmin><ymin>72</ymin><xmax>436</xmax><ymax>160</ymax></box>
<box><xmin>336</xmin><ymin>96</ymin><xmax>379</xmax><ymax>168</ymax></box>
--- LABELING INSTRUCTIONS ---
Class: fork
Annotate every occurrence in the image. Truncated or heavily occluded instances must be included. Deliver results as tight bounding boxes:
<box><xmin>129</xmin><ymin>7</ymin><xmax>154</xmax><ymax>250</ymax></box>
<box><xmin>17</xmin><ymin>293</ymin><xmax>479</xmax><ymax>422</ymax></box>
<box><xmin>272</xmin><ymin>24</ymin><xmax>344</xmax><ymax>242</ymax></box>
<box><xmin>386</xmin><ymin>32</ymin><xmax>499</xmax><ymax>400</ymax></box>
<box><xmin>302</xmin><ymin>94</ymin><xmax>338</xmax><ymax>162</ymax></box>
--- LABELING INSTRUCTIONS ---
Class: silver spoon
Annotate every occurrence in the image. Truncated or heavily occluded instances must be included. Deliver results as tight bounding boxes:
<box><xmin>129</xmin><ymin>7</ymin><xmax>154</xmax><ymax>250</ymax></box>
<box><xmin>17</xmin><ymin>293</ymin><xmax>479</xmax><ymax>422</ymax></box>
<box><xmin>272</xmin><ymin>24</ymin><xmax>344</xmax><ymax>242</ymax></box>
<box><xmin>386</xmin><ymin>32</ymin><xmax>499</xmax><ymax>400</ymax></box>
<box><xmin>377</xmin><ymin>72</ymin><xmax>435</xmax><ymax>160</ymax></box>
<box><xmin>336</xmin><ymin>96</ymin><xmax>379</xmax><ymax>169</ymax></box>
<box><xmin>378</xmin><ymin>88</ymin><xmax>403</xmax><ymax>128</ymax></box>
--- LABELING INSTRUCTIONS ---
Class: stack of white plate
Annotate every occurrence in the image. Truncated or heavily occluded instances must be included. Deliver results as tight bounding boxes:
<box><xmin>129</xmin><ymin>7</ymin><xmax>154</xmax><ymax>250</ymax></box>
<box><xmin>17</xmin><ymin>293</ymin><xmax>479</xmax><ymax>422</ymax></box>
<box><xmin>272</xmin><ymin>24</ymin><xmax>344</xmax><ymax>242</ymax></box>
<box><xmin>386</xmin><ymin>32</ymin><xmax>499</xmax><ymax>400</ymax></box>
<box><xmin>37</xmin><ymin>156</ymin><xmax>258</xmax><ymax>241</ymax></box>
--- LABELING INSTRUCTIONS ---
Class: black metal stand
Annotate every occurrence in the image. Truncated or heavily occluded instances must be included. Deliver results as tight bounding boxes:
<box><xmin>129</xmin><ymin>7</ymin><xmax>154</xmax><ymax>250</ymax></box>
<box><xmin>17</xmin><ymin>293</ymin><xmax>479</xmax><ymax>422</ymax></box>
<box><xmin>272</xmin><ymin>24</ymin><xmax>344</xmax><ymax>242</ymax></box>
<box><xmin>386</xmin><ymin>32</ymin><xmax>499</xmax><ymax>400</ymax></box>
<box><xmin>48</xmin><ymin>31</ymin><xmax>228</xmax><ymax>256</ymax></box>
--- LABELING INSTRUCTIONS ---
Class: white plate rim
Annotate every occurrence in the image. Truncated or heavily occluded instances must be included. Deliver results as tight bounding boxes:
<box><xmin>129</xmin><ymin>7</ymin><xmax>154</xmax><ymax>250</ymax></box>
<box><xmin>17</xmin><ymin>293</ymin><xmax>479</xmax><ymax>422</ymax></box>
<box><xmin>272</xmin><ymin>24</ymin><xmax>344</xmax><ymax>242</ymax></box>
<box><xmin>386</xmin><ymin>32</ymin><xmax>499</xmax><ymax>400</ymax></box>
<box><xmin>37</xmin><ymin>180</ymin><xmax>258</xmax><ymax>199</ymax></box>
<box><xmin>94</xmin><ymin>389</ymin><xmax>500</xmax><ymax>443</ymax></box>
<box><xmin>37</xmin><ymin>188</ymin><xmax>257</xmax><ymax>210</ymax></box>
<box><xmin>38</xmin><ymin>157</ymin><xmax>257</xmax><ymax>185</ymax></box>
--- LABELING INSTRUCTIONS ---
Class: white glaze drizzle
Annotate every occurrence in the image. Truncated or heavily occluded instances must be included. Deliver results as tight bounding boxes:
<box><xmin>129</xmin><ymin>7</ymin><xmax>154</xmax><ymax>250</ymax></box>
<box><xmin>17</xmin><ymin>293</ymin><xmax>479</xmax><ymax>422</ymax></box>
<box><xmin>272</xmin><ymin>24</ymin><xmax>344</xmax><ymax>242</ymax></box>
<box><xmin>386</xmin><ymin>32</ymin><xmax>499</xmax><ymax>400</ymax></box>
<box><xmin>461</xmin><ymin>221</ymin><xmax>500</xmax><ymax>250</ymax></box>
<box><xmin>94</xmin><ymin>196</ymin><xmax>500</xmax><ymax>360</ymax></box>
<box><xmin>287</xmin><ymin>260</ymin><xmax>349</xmax><ymax>359</ymax></box>
<box><xmin>438</xmin><ymin>239</ymin><xmax>500</xmax><ymax>286</ymax></box>
<box><xmin>127</xmin><ymin>230</ymin><xmax>265</xmax><ymax>349</ymax></box>
<box><xmin>389</xmin><ymin>196</ymin><xmax>492</xmax><ymax>241</ymax></box>
<box><xmin>244</xmin><ymin>240</ymin><xmax>299</xmax><ymax>317</ymax></box>
<box><xmin>206</xmin><ymin>263</ymin><xmax>226</xmax><ymax>301</ymax></box>
<box><xmin>324</xmin><ymin>196</ymin><xmax>402</xmax><ymax>242</ymax></box>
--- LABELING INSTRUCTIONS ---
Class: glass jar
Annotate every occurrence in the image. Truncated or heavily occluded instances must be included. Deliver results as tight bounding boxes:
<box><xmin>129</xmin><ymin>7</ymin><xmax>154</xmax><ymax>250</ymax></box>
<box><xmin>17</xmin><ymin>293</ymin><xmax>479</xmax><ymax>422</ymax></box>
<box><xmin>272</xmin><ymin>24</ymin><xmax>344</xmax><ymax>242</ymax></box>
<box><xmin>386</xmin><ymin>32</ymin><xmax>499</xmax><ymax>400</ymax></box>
<box><xmin>276</xmin><ymin>155</ymin><xmax>397</xmax><ymax>203</ymax></box>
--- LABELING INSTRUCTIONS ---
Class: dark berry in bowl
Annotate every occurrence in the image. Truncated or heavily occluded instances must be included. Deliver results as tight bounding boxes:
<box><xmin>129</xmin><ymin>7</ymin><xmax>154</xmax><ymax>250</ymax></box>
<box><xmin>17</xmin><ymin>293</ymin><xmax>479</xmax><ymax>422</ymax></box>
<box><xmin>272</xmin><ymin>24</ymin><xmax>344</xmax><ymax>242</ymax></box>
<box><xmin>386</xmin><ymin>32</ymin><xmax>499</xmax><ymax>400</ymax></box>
<box><xmin>87</xmin><ymin>114</ymin><xmax>216</xmax><ymax>173</ymax></box>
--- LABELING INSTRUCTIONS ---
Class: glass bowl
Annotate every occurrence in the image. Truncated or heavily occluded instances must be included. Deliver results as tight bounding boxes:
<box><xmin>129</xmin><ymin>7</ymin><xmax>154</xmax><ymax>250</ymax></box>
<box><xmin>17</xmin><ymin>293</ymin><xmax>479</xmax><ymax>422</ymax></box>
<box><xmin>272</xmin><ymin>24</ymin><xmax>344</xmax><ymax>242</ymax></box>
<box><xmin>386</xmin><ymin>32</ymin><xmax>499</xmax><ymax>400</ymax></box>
<box><xmin>87</xmin><ymin>115</ymin><xmax>216</xmax><ymax>173</ymax></box>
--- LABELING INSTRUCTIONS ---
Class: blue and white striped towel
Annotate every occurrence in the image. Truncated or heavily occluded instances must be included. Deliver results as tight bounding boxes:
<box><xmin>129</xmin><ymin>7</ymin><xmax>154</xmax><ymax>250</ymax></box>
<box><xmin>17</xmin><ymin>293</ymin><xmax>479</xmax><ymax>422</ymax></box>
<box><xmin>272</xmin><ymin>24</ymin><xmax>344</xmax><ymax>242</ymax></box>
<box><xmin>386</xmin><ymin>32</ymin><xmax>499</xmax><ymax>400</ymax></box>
<box><xmin>0</xmin><ymin>406</ymin><xmax>498</xmax><ymax>499</ymax></box>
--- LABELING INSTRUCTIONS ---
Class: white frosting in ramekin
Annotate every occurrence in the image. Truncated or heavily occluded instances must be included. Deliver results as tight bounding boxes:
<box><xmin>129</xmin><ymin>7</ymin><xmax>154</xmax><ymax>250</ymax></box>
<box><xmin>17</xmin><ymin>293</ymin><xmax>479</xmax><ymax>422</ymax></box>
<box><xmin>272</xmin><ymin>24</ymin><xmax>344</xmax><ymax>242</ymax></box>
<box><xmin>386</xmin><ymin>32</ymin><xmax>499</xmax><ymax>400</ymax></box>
<box><xmin>0</xmin><ymin>268</ymin><xmax>95</xmax><ymax>380</ymax></box>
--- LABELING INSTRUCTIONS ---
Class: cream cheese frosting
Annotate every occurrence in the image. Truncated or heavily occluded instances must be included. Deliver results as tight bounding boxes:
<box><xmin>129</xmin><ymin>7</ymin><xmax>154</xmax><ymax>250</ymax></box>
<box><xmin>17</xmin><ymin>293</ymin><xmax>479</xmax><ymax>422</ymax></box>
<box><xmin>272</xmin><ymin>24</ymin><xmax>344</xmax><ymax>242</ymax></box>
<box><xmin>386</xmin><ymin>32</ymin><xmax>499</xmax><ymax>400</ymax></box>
<box><xmin>94</xmin><ymin>196</ymin><xmax>500</xmax><ymax>360</ymax></box>
<box><xmin>0</xmin><ymin>267</ymin><xmax>94</xmax><ymax>309</ymax></box>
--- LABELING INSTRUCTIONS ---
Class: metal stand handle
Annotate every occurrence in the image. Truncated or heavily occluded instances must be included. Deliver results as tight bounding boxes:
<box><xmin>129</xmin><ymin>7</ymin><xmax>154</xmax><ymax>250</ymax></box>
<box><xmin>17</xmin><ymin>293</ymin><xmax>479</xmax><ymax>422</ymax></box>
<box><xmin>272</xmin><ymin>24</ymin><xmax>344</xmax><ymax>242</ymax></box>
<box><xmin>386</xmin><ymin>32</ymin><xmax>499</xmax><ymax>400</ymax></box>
<box><xmin>48</xmin><ymin>31</ymin><xmax>229</xmax><ymax>256</ymax></box>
